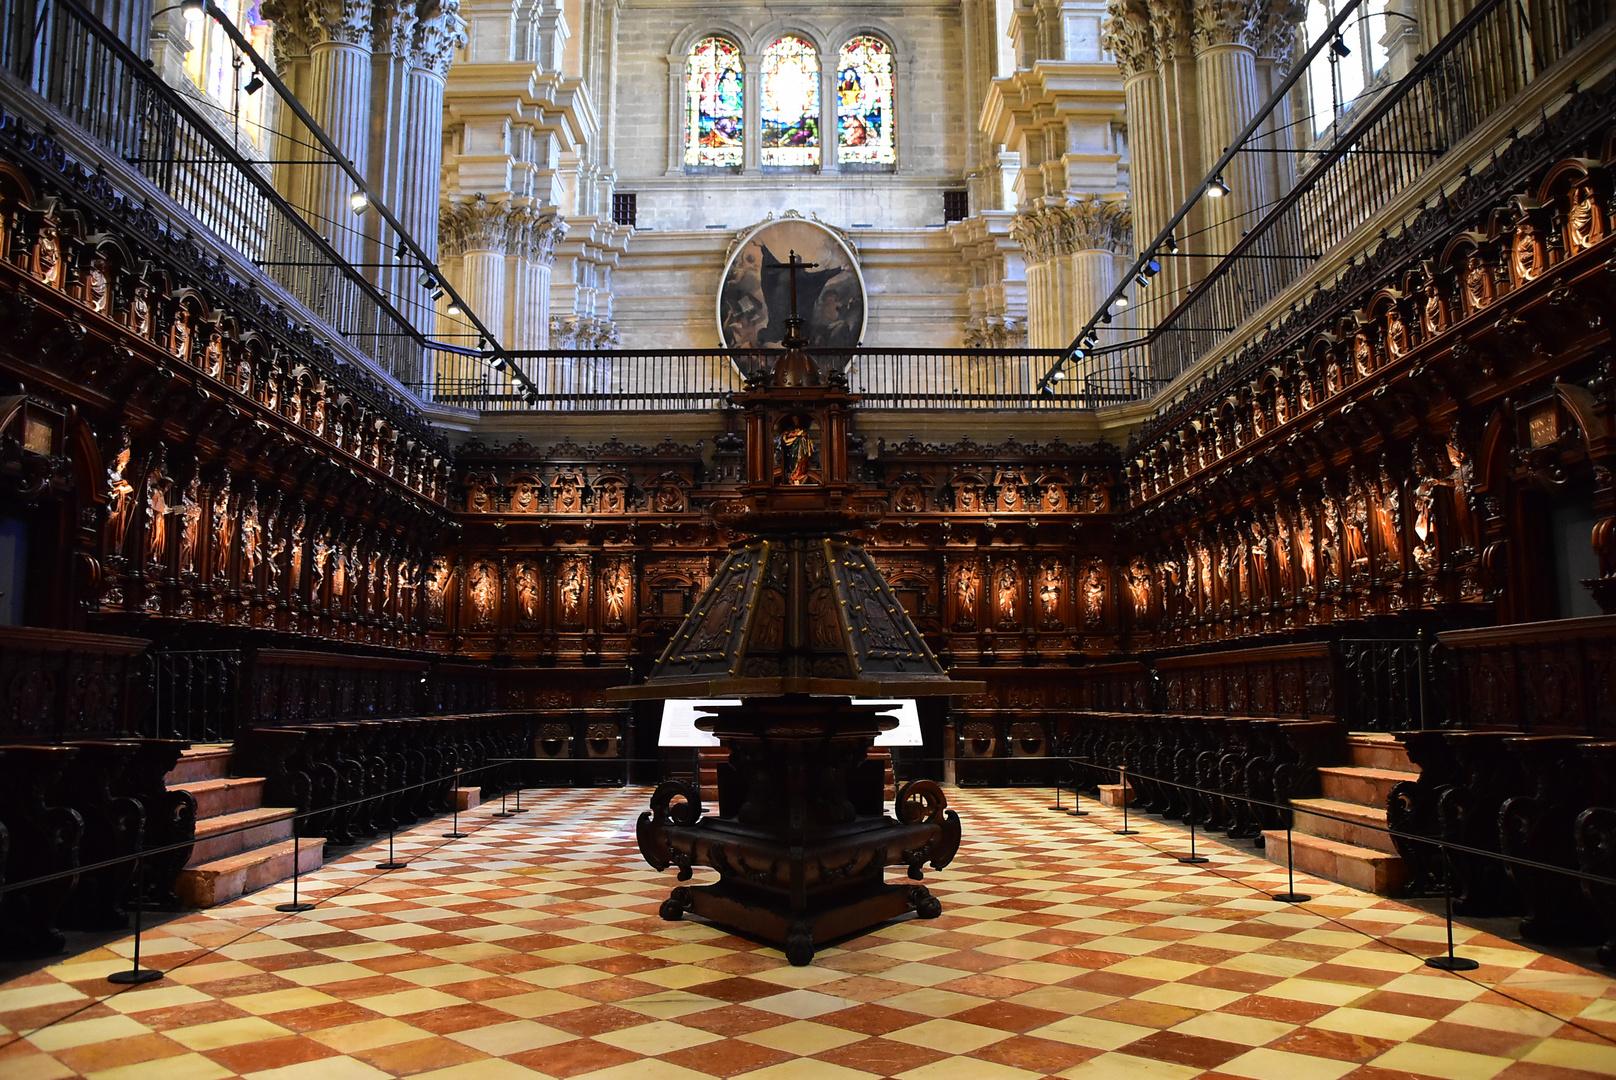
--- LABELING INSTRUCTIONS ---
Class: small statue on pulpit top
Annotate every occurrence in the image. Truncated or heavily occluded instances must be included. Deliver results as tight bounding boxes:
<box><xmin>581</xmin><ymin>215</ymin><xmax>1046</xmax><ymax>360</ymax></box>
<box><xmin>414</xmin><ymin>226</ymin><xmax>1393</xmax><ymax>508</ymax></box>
<box><xmin>779</xmin><ymin>415</ymin><xmax>817</xmax><ymax>485</ymax></box>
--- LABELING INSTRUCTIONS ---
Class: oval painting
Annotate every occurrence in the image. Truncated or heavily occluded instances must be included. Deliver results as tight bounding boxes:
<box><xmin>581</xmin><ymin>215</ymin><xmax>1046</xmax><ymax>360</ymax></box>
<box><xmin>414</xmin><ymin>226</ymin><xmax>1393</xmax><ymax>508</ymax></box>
<box><xmin>717</xmin><ymin>218</ymin><xmax>866</xmax><ymax>350</ymax></box>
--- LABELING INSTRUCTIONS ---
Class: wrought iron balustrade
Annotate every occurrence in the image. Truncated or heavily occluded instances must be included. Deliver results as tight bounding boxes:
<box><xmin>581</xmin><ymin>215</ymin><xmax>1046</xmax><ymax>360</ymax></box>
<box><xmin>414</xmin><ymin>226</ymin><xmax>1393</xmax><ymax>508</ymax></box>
<box><xmin>1338</xmin><ymin>633</ymin><xmax>1447</xmax><ymax>732</ymax></box>
<box><xmin>137</xmin><ymin>649</ymin><xmax>244</xmax><ymax>743</ymax></box>
<box><xmin>415</xmin><ymin>347</ymin><xmax>1165</xmax><ymax>412</ymax></box>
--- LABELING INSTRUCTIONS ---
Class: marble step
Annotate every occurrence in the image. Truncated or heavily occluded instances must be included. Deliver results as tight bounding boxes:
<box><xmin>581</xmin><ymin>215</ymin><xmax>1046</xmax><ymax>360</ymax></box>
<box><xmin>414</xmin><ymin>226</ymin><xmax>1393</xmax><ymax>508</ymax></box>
<box><xmin>172</xmin><ymin>776</ymin><xmax>266</xmax><ymax>820</ymax></box>
<box><xmin>1346</xmin><ymin>734</ymin><xmax>1414</xmax><ymax>772</ymax></box>
<box><xmin>164</xmin><ymin>745</ymin><xmax>233</xmax><ymax>786</ymax></box>
<box><xmin>186</xmin><ymin>807</ymin><xmax>295</xmax><ymax>867</ymax></box>
<box><xmin>175</xmin><ymin>836</ymin><xmax>326</xmax><ymax>908</ymax></box>
<box><xmin>1263</xmin><ymin>828</ymin><xmax>1407</xmax><ymax>896</ymax></box>
<box><xmin>1290</xmin><ymin>797</ymin><xmax>1399</xmax><ymax>854</ymax></box>
<box><xmin>1317</xmin><ymin>765</ymin><xmax>1417</xmax><ymax>808</ymax></box>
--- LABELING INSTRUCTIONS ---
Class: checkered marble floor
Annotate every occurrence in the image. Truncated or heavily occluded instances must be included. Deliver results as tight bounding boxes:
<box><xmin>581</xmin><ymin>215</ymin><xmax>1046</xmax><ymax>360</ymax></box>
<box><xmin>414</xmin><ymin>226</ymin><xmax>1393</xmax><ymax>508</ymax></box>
<box><xmin>3</xmin><ymin>788</ymin><xmax>1615</xmax><ymax>1080</ymax></box>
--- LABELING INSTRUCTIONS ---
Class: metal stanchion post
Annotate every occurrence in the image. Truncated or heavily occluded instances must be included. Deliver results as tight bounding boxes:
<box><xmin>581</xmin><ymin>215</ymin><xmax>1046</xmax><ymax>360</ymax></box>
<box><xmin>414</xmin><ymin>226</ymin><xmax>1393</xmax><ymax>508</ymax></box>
<box><xmin>108</xmin><ymin>861</ymin><xmax>163</xmax><ymax>985</ymax></box>
<box><xmin>1114</xmin><ymin>765</ymin><xmax>1136</xmax><ymax>835</ymax></box>
<box><xmin>510</xmin><ymin>766</ymin><xmax>527</xmax><ymax>814</ymax></box>
<box><xmin>376</xmin><ymin>809</ymin><xmax>406</xmax><ymax>871</ymax></box>
<box><xmin>1425</xmin><ymin>847</ymin><xmax>1478</xmax><ymax>971</ymax></box>
<box><xmin>443</xmin><ymin>767</ymin><xmax>468</xmax><ymax>839</ymax></box>
<box><xmin>1271</xmin><ymin>820</ymin><xmax>1312</xmax><ymax>903</ymax></box>
<box><xmin>1068</xmin><ymin>758</ymin><xmax>1089</xmax><ymax>817</ymax></box>
<box><xmin>1049</xmin><ymin>761</ymin><xmax>1065</xmax><ymax>812</ymax></box>
<box><xmin>275</xmin><ymin>833</ymin><xmax>316</xmax><ymax>913</ymax></box>
<box><xmin>1180</xmin><ymin>801</ymin><xmax>1209</xmax><ymax>864</ymax></box>
<box><xmin>492</xmin><ymin>779</ymin><xmax>512</xmax><ymax>819</ymax></box>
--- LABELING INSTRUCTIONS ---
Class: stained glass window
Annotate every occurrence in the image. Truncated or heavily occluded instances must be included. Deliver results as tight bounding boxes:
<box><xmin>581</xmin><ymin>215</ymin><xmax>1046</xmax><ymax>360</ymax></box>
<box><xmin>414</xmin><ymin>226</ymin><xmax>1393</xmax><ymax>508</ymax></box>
<box><xmin>837</xmin><ymin>36</ymin><xmax>895</xmax><ymax>165</ymax></box>
<box><xmin>761</xmin><ymin>36</ymin><xmax>820</xmax><ymax>167</ymax></box>
<box><xmin>685</xmin><ymin>36</ymin><xmax>744</xmax><ymax>168</ymax></box>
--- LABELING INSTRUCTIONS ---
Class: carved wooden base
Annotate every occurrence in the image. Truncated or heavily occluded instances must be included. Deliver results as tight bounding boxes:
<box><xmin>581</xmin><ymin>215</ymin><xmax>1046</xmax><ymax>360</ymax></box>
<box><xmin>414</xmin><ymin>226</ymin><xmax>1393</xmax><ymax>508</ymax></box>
<box><xmin>637</xmin><ymin>697</ymin><xmax>960</xmax><ymax>966</ymax></box>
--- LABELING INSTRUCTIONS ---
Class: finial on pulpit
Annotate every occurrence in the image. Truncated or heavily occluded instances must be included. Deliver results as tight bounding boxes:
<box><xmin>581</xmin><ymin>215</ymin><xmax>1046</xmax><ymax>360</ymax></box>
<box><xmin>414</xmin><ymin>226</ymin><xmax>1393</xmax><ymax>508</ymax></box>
<box><xmin>763</xmin><ymin>250</ymin><xmax>821</xmax><ymax>387</ymax></box>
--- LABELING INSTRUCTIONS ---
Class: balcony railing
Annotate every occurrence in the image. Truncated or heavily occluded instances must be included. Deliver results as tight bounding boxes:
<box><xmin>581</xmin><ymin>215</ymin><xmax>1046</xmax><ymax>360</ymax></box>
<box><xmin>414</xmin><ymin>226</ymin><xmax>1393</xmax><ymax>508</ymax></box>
<box><xmin>1095</xmin><ymin>0</ymin><xmax>1615</xmax><ymax>388</ymax></box>
<box><xmin>415</xmin><ymin>348</ymin><xmax>1166</xmax><ymax>412</ymax></box>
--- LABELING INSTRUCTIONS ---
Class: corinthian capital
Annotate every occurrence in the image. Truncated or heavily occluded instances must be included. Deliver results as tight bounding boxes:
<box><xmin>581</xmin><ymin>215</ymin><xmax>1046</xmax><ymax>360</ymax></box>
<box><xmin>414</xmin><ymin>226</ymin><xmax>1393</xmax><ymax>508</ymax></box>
<box><xmin>1192</xmin><ymin>0</ymin><xmax>1264</xmax><ymax>50</ymax></box>
<box><xmin>1102</xmin><ymin>0</ymin><xmax>1156</xmax><ymax>78</ymax></box>
<box><xmin>375</xmin><ymin>0</ymin><xmax>417</xmax><ymax>55</ymax></box>
<box><xmin>413</xmin><ymin>0</ymin><xmax>466</xmax><ymax>78</ymax></box>
<box><xmin>307</xmin><ymin>0</ymin><xmax>374</xmax><ymax>47</ymax></box>
<box><xmin>1066</xmin><ymin>194</ymin><xmax>1133</xmax><ymax>253</ymax></box>
<box><xmin>514</xmin><ymin>212</ymin><xmax>568</xmax><ymax>266</ymax></box>
<box><xmin>1009</xmin><ymin>210</ymin><xmax>1054</xmax><ymax>265</ymax></box>
<box><xmin>1148</xmin><ymin>0</ymin><xmax>1195</xmax><ymax>64</ymax></box>
<box><xmin>440</xmin><ymin>194</ymin><xmax>515</xmax><ymax>255</ymax></box>
<box><xmin>261</xmin><ymin>0</ymin><xmax>314</xmax><ymax>65</ymax></box>
<box><xmin>1255</xmin><ymin>0</ymin><xmax>1306</xmax><ymax>67</ymax></box>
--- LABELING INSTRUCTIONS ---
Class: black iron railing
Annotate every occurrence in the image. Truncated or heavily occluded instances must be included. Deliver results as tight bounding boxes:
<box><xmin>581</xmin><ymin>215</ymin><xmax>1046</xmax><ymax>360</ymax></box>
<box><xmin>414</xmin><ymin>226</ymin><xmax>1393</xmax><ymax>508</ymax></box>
<box><xmin>417</xmin><ymin>348</ymin><xmax>1165</xmax><ymax>412</ymax></box>
<box><xmin>142</xmin><ymin>649</ymin><xmax>243</xmax><ymax>743</ymax></box>
<box><xmin>1338</xmin><ymin>633</ymin><xmax>1447</xmax><ymax>732</ymax></box>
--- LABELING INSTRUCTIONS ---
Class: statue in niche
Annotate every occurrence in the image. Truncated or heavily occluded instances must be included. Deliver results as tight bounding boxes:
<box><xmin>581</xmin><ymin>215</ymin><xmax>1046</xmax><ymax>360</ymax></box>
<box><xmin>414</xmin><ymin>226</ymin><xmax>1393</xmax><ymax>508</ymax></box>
<box><xmin>204</xmin><ymin>333</ymin><xmax>225</xmax><ymax>378</ymax></box>
<box><xmin>555</xmin><ymin>475</ymin><xmax>583</xmax><ymax>512</ymax></box>
<box><xmin>779</xmin><ymin>416</ymin><xmax>817</xmax><ymax>485</ymax></box>
<box><xmin>1275</xmin><ymin>388</ymin><xmax>1291</xmax><ymax>426</ymax></box>
<box><xmin>1226</xmin><ymin>534</ymin><xmax>1246</xmax><ymax>607</ymax></box>
<box><xmin>1511</xmin><ymin>219</ymin><xmax>1546</xmax><ymax>283</ymax></box>
<box><xmin>145</xmin><ymin>472</ymin><xmax>170</xmax><ymax>575</ymax></box>
<box><xmin>1185</xmin><ymin>543</ymin><xmax>1204</xmax><ymax>613</ymax></box>
<box><xmin>1126</xmin><ymin>557</ymin><xmax>1152</xmax><ymax>619</ymax></box>
<box><xmin>1299</xmin><ymin>372</ymin><xmax>1318</xmax><ymax>411</ymax></box>
<box><xmin>1344</xmin><ymin>491</ymin><xmax>1370</xmax><ymax>573</ymax></box>
<box><xmin>1248</xmin><ymin>518</ymin><xmax>1271</xmax><ymax>603</ymax></box>
<box><xmin>598</xmin><ymin>479</ymin><xmax>626</xmax><ymax>514</ymax></box>
<box><xmin>1297</xmin><ymin>508</ymin><xmax>1316</xmax><ymax>588</ymax></box>
<box><xmin>1325</xmin><ymin>356</ymin><xmax>1344</xmax><ymax>395</ymax></box>
<box><xmin>1387</xmin><ymin>307</ymin><xmax>1410</xmax><ymax>360</ymax></box>
<box><xmin>330</xmin><ymin>547</ymin><xmax>348</xmax><ymax>604</ymax></box>
<box><xmin>1081</xmin><ymin>562</ymin><xmax>1106</xmax><ymax>626</ymax></box>
<box><xmin>1043</xmin><ymin>483</ymin><xmax>1066</xmax><ymax>512</ymax></box>
<box><xmin>560</xmin><ymin>560</ymin><xmax>585</xmax><ymax>623</ymax></box>
<box><xmin>1568</xmin><ymin>182</ymin><xmax>1602</xmax><ymax>252</ymax></box>
<box><xmin>1353</xmin><ymin>331</ymin><xmax>1374</xmax><ymax>376</ymax></box>
<box><xmin>265</xmin><ymin>532</ymin><xmax>285</xmax><ymax>595</ymax></box>
<box><xmin>1039</xmin><ymin>563</ymin><xmax>1063</xmax><ymax>630</ymax></box>
<box><xmin>311</xmin><ymin>536</ymin><xmax>329</xmax><ymax>601</ymax></box>
<box><xmin>131</xmin><ymin>282</ymin><xmax>153</xmax><ymax>338</ymax></box>
<box><xmin>426</xmin><ymin>560</ymin><xmax>447</xmax><ymax>621</ymax></box>
<box><xmin>996</xmin><ymin>565</ymin><xmax>1019</xmax><ymax>627</ymax></box>
<box><xmin>310</xmin><ymin>395</ymin><xmax>326</xmax><ymax>437</ymax></box>
<box><xmin>1250</xmin><ymin>401</ymin><xmax>1268</xmax><ymax>440</ymax></box>
<box><xmin>465</xmin><ymin>478</ymin><xmax>491</xmax><ymax>513</ymax></box>
<box><xmin>1422</xmin><ymin>279</ymin><xmax>1446</xmax><ymax>337</ymax></box>
<box><xmin>1411</xmin><ymin>478</ymin><xmax>1438</xmax><ymax>573</ymax></box>
<box><xmin>85</xmin><ymin>256</ymin><xmax>109</xmax><ymax>314</ymax></box>
<box><xmin>603</xmin><ymin>563</ymin><xmax>628</xmax><ymax>629</ymax></box>
<box><xmin>516</xmin><ymin>564</ymin><xmax>540</xmax><ymax>623</ymax></box>
<box><xmin>953</xmin><ymin>564</ymin><xmax>978</xmax><ymax>628</ymax></box>
<box><xmin>1274</xmin><ymin>516</ymin><xmax>1294</xmax><ymax>597</ymax></box>
<box><xmin>892</xmin><ymin>484</ymin><xmax>924</xmax><ymax>514</ymax></box>
<box><xmin>395</xmin><ymin>561</ymin><xmax>413</xmax><ymax>618</ymax></box>
<box><xmin>240</xmin><ymin>500</ymin><xmax>262</xmax><ymax>586</ymax></box>
<box><xmin>1376</xmin><ymin>469</ymin><xmax>1403</xmax><ymax>570</ymax></box>
<box><xmin>510</xmin><ymin>479</ymin><xmax>539</xmax><ymax>513</ymax></box>
<box><xmin>104</xmin><ymin>439</ymin><xmax>137</xmax><ymax>560</ymax></box>
<box><xmin>172</xmin><ymin>305</ymin><xmax>194</xmax><ymax>362</ymax></box>
<box><xmin>178</xmin><ymin>478</ymin><xmax>201</xmax><ymax>576</ymax></box>
<box><xmin>469</xmin><ymin>562</ymin><xmax>495</xmax><ymax>627</ymax></box>
<box><xmin>36</xmin><ymin>219</ymin><xmax>62</xmax><ymax>288</ymax></box>
<box><xmin>211</xmin><ymin>492</ymin><xmax>233</xmax><ymax>581</ymax></box>
<box><xmin>955</xmin><ymin>482</ymin><xmax>982</xmax><ymax>512</ymax></box>
<box><xmin>1463</xmin><ymin>251</ymin><xmax>1492</xmax><ymax>312</ymax></box>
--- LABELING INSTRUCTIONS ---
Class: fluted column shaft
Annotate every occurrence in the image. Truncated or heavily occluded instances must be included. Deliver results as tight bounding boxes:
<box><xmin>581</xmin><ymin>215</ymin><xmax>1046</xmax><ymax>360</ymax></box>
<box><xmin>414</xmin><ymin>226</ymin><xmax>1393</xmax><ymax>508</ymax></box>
<box><xmin>400</xmin><ymin>68</ymin><xmax>446</xmax><ymax>263</ymax></box>
<box><xmin>511</xmin><ymin>260</ymin><xmax>553</xmax><ymax>350</ymax></box>
<box><xmin>1123</xmin><ymin>68</ymin><xmax>1180</xmax><ymax>323</ymax></box>
<box><xmin>1194</xmin><ymin>42</ymin><xmax>1263</xmax><ymax>264</ymax></box>
<box><xmin>307</xmin><ymin>40</ymin><xmax>372</xmax><ymax>264</ymax></box>
<box><xmin>458</xmin><ymin>249</ymin><xmax>507</xmax><ymax>387</ymax></box>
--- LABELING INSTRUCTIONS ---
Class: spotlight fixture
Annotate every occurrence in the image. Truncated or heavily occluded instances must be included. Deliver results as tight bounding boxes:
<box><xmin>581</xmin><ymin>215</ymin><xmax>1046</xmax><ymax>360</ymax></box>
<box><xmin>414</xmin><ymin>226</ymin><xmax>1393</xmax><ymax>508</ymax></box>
<box><xmin>1051</xmin><ymin>369</ymin><xmax>1066</xmax><ymax>382</ymax></box>
<box><xmin>180</xmin><ymin>0</ymin><xmax>203</xmax><ymax>13</ymax></box>
<box><xmin>429</xmin><ymin>287</ymin><xmax>444</xmax><ymax>302</ymax></box>
<box><xmin>1100</xmin><ymin>310</ymin><xmax>1113</xmax><ymax>324</ymax></box>
<box><xmin>445</xmin><ymin>298</ymin><xmax>462</xmax><ymax>315</ymax></box>
<box><xmin>1039</xmin><ymin>384</ymin><xmax>1055</xmax><ymax>398</ymax></box>
<box><xmin>491</xmin><ymin>356</ymin><xmax>507</xmax><ymax>371</ymax></box>
<box><xmin>418</xmin><ymin>272</ymin><xmax>437</xmax><ymax>289</ymax></box>
<box><xmin>1114</xmin><ymin>295</ymin><xmax>1129</xmax><ymax>310</ymax></box>
<box><xmin>349</xmin><ymin>189</ymin><xmax>368</xmax><ymax>213</ymax></box>
<box><xmin>1331</xmin><ymin>33</ymin><xmax>1351</xmax><ymax>57</ymax></box>
<box><xmin>244</xmin><ymin>72</ymin><xmax>263</xmax><ymax>95</ymax></box>
<box><xmin>1165</xmin><ymin>234</ymin><xmax>1179</xmax><ymax>254</ymax></box>
<box><xmin>1208</xmin><ymin>175</ymin><xmax>1230</xmax><ymax>198</ymax></box>
<box><xmin>1142</xmin><ymin>258</ymin><xmax>1161</xmax><ymax>277</ymax></box>
<box><xmin>1072</xmin><ymin>347</ymin><xmax>1087</xmax><ymax>361</ymax></box>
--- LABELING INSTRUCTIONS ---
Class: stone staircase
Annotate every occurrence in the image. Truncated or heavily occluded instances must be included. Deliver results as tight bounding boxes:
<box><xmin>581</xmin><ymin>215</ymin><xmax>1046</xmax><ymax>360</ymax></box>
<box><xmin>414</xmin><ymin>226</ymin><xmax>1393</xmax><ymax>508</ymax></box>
<box><xmin>166</xmin><ymin>746</ymin><xmax>324</xmax><ymax>907</ymax></box>
<box><xmin>1263</xmin><ymin>733</ymin><xmax>1413</xmax><ymax>895</ymax></box>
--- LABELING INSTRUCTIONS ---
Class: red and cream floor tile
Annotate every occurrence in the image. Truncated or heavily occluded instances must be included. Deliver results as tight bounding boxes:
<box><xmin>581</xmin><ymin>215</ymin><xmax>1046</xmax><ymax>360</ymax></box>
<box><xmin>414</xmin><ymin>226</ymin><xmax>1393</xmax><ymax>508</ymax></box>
<box><xmin>2</xmin><ymin>788</ymin><xmax>1614</xmax><ymax>1078</ymax></box>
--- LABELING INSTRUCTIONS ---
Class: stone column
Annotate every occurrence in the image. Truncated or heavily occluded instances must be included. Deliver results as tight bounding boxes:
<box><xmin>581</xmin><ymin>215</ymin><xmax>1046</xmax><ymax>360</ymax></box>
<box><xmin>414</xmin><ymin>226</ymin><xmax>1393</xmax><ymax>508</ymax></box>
<box><xmin>510</xmin><ymin>212</ymin><xmax>566</xmax><ymax>350</ymax></box>
<box><xmin>1192</xmin><ymin>0</ymin><xmax>1264</xmax><ymax>265</ymax></box>
<box><xmin>403</xmin><ymin>2</ymin><xmax>465</xmax><ymax>263</ymax></box>
<box><xmin>1152</xmin><ymin>1</ymin><xmax>1207</xmax><ymax>285</ymax></box>
<box><xmin>1010</xmin><ymin>196</ymin><xmax>1129</xmax><ymax>349</ymax></box>
<box><xmin>440</xmin><ymin>194</ymin><xmax>512</xmax><ymax>389</ymax></box>
<box><xmin>305</xmin><ymin>0</ymin><xmax>375</xmax><ymax>265</ymax></box>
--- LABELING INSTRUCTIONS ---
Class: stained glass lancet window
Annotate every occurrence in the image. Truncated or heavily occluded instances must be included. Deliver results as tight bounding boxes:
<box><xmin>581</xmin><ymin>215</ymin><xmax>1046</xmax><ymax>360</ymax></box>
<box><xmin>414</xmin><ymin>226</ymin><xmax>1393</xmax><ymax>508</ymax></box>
<box><xmin>837</xmin><ymin>36</ymin><xmax>896</xmax><ymax>165</ymax></box>
<box><xmin>761</xmin><ymin>36</ymin><xmax>821</xmax><ymax>167</ymax></box>
<box><xmin>685</xmin><ymin>36</ymin><xmax>744</xmax><ymax>168</ymax></box>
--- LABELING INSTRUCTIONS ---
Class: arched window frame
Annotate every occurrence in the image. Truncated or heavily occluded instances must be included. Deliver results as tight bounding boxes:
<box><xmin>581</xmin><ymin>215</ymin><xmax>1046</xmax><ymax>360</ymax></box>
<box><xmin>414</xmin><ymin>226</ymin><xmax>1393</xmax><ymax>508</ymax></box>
<box><xmin>679</xmin><ymin>33</ymin><xmax>747</xmax><ymax>173</ymax></box>
<box><xmin>832</xmin><ymin>31</ymin><xmax>899</xmax><ymax>171</ymax></box>
<box><xmin>759</xmin><ymin>33</ymin><xmax>823</xmax><ymax>171</ymax></box>
<box><xmin>666</xmin><ymin>21</ymin><xmax>904</xmax><ymax>177</ymax></box>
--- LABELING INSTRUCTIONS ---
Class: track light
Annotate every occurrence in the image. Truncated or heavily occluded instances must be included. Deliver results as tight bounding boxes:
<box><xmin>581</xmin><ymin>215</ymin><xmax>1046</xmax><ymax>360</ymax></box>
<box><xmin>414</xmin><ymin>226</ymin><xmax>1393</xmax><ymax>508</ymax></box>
<box><xmin>180</xmin><ymin>0</ymin><xmax>203</xmax><ymax>13</ymax></box>
<box><xmin>244</xmin><ymin>72</ymin><xmax>263</xmax><ymax>94</ymax></box>
<box><xmin>1142</xmin><ymin>258</ymin><xmax>1160</xmax><ymax>277</ymax></box>
<box><xmin>1100</xmin><ymin>310</ymin><xmax>1113</xmax><ymax>324</ymax></box>
<box><xmin>491</xmin><ymin>356</ymin><xmax>507</xmax><ymax>371</ymax></box>
<box><xmin>446</xmin><ymin>298</ymin><xmax>462</xmax><ymax>315</ymax></box>
<box><xmin>1051</xmin><ymin>369</ymin><xmax>1066</xmax><ymax>382</ymax></box>
<box><xmin>350</xmin><ymin>189</ymin><xmax>368</xmax><ymax>213</ymax></box>
<box><xmin>1208</xmin><ymin>175</ymin><xmax>1230</xmax><ymax>198</ymax></box>
<box><xmin>429</xmin><ymin>287</ymin><xmax>444</xmax><ymax>302</ymax></box>
<box><xmin>1072</xmin><ymin>347</ymin><xmax>1086</xmax><ymax>361</ymax></box>
<box><xmin>1331</xmin><ymin>33</ymin><xmax>1351</xmax><ymax>57</ymax></box>
<box><xmin>1166</xmin><ymin>234</ymin><xmax>1179</xmax><ymax>254</ymax></box>
<box><xmin>1114</xmin><ymin>295</ymin><xmax>1129</xmax><ymax>310</ymax></box>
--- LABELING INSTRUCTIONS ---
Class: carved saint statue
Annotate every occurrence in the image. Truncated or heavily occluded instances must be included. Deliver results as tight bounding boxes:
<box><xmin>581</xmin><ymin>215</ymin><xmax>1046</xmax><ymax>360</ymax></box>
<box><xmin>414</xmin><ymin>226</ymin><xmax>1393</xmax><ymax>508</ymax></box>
<box><xmin>1344</xmin><ymin>491</ymin><xmax>1370</xmax><ymax>572</ymax></box>
<box><xmin>1247</xmin><ymin>518</ymin><xmax>1271</xmax><ymax>604</ymax></box>
<box><xmin>240</xmin><ymin>500</ymin><xmax>262</xmax><ymax>585</ymax></box>
<box><xmin>426</xmin><ymin>560</ymin><xmax>447</xmax><ymax>621</ymax></box>
<box><xmin>996</xmin><ymin>565</ymin><xmax>1018</xmax><ymax>627</ymax></box>
<box><xmin>603</xmin><ymin>563</ymin><xmax>629</xmax><ymax>628</ymax></box>
<box><xmin>311</xmin><ymin>536</ymin><xmax>329</xmax><ymax>601</ymax></box>
<box><xmin>1510</xmin><ymin>219</ymin><xmax>1546</xmax><ymax>283</ymax></box>
<box><xmin>954</xmin><ymin>565</ymin><xmax>978</xmax><ymax>628</ymax></box>
<box><xmin>36</xmin><ymin>221</ymin><xmax>62</xmax><ymax>288</ymax></box>
<box><xmin>510</xmin><ymin>480</ymin><xmax>538</xmax><ymax>513</ymax></box>
<box><xmin>1376</xmin><ymin>470</ymin><xmax>1403</xmax><ymax>570</ymax></box>
<box><xmin>179</xmin><ymin>478</ymin><xmax>201</xmax><ymax>576</ymax></box>
<box><xmin>560</xmin><ymin>560</ymin><xmax>585</xmax><ymax>623</ymax></box>
<box><xmin>265</xmin><ymin>533</ymin><xmax>285</xmax><ymax>595</ymax></box>
<box><xmin>465</xmin><ymin>478</ymin><xmax>491</xmax><ymax>513</ymax></box>
<box><xmin>145</xmin><ymin>472</ymin><xmax>170</xmax><ymax>575</ymax></box>
<box><xmin>515</xmin><ymin>565</ymin><xmax>540</xmax><ymax>623</ymax></box>
<box><xmin>1297</xmin><ymin>508</ymin><xmax>1316</xmax><ymax>588</ymax></box>
<box><xmin>1568</xmin><ymin>182</ymin><xmax>1601</xmax><ymax>252</ymax></box>
<box><xmin>1082</xmin><ymin>562</ymin><xmax>1106</xmax><ymax>626</ymax></box>
<box><xmin>1126</xmin><ymin>557</ymin><xmax>1152</xmax><ymax>619</ymax></box>
<box><xmin>1463</xmin><ymin>251</ymin><xmax>1491</xmax><ymax>312</ymax></box>
<box><xmin>212</xmin><ymin>492</ymin><xmax>234</xmax><ymax>581</ymax></box>
<box><xmin>330</xmin><ymin>546</ymin><xmax>348</xmax><ymax>605</ymax></box>
<box><xmin>780</xmin><ymin>416</ymin><xmax>816</xmax><ymax>485</ymax></box>
<box><xmin>956</xmin><ymin>484</ymin><xmax>980</xmax><ymax>511</ymax></box>
<box><xmin>1274</xmin><ymin>516</ymin><xmax>1295</xmax><ymax>597</ymax></box>
<box><xmin>172</xmin><ymin>305</ymin><xmax>194</xmax><ymax>362</ymax></box>
<box><xmin>556</xmin><ymin>476</ymin><xmax>582</xmax><ymax>512</ymax></box>
<box><xmin>1043</xmin><ymin>483</ymin><xmax>1065</xmax><ymax>512</ymax></box>
<box><xmin>85</xmin><ymin>256</ymin><xmax>110</xmax><ymax>314</ymax></box>
<box><xmin>1039</xmin><ymin>563</ymin><xmax>1063</xmax><ymax>629</ymax></box>
<box><xmin>654</xmin><ymin>484</ymin><xmax>684</xmax><ymax>514</ymax></box>
<box><xmin>1353</xmin><ymin>331</ymin><xmax>1374</xmax><ymax>377</ymax></box>
<box><xmin>104</xmin><ymin>440</ymin><xmax>137</xmax><ymax>560</ymax></box>
<box><xmin>1275</xmin><ymin>389</ymin><xmax>1291</xmax><ymax>426</ymax></box>
<box><xmin>1411</xmin><ymin>478</ymin><xmax>1438</xmax><ymax>573</ymax></box>
<box><xmin>1423</xmin><ymin>282</ymin><xmax>1445</xmax><ymax>337</ymax></box>
<box><xmin>469</xmin><ymin>562</ymin><xmax>495</xmax><ymax>627</ymax></box>
<box><xmin>1387</xmin><ymin>308</ymin><xmax>1410</xmax><ymax>360</ymax></box>
<box><xmin>131</xmin><ymin>282</ymin><xmax>152</xmax><ymax>338</ymax></box>
<box><xmin>598</xmin><ymin>480</ymin><xmax>626</xmax><ymax>514</ymax></box>
<box><xmin>204</xmin><ymin>333</ymin><xmax>225</xmax><ymax>378</ymax></box>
